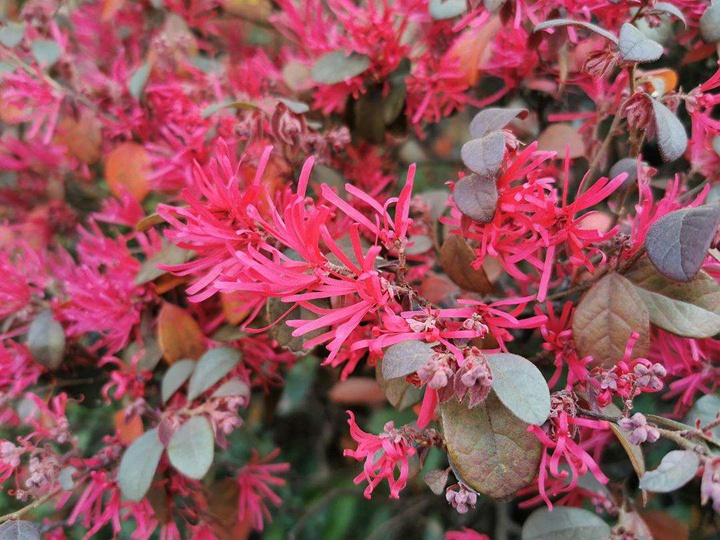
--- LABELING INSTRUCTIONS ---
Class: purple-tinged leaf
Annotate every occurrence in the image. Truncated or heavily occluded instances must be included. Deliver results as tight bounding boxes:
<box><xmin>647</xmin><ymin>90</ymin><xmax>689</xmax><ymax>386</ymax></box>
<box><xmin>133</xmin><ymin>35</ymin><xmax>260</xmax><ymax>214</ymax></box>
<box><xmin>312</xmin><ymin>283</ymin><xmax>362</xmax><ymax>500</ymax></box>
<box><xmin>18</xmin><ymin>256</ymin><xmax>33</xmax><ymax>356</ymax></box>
<box><xmin>461</xmin><ymin>131</ymin><xmax>506</xmax><ymax>177</ymax></box>
<box><xmin>625</xmin><ymin>259</ymin><xmax>720</xmax><ymax>338</ymax></box>
<box><xmin>652</xmin><ymin>3</ymin><xmax>686</xmax><ymax>26</ymax></box>
<box><xmin>618</xmin><ymin>23</ymin><xmax>663</xmax><ymax>63</ymax></box>
<box><xmin>651</xmin><ymin>99</ymin><xmax>688</xmax><ymax>162</ymax></box>
<box><xmin>453</xmin><ymin>174</ymin><xmax>498</xmax><ymax>223</ymax></box>
<box><xmin>0</xmin><ymin>520</ymin><xmax>40</xmax><ymax>540</ymax></box>
<box><xmin>685</xmin><ymin>394</ymin><xmax>720</xmax><ymax>438</ymax></box>
<box><xmin>700</xmin><ymin>4</ymin><xmax>720</xmax><ymax>43</ymax></box>
<box><xmin>311</xmin><ymin>51</ymin><xmax>371</xmax><ymax>84</ymax></box>
<box><xmin>423</xmin><ymin>469</ymin><xmax>450</xmax><ymax>495</ymax></box>
<box><xmin>522</xmin><ymin>507</ymin><xmax>611</xmax><ymax>540</ymax></box>
<box><xmin>486</xmin><ymin>353</ymin><xmax>550</xmax><ymax>425</ymax></box>
<box><xmin>167</xmin><ymin>416</ymin><xmax>215</xmax><ymax>480</ymax></box>
<box><xmin>441</xmin><ymin>394</ymin><xmax>541</xmax><ymax>499</ymax></box>
<box><xmin>646</xmin><ymin>205</ymin><xmax>720</xmax><ymax>282</ymax></box>
<box><xmin>382</xmin><ymin>340</ymin><xmax>435</xmax><ymax>380</ymax></box>
<box><xmin>212</xmin><ymin>378</ymin><xmax>250</xmax><ymax>399</ymax></box>
<box><xmin>534</xmin><ymin>19</ymin><xmax>619</xmax><ymax>45</ymax></box>
<box><xmin>469</xmin><ymin>107</ymin><xmax>528</xmax><ymax>139</ymax></box>
<box><xmin>572</xmin><ymin>273</ymin><xmax>650</xmax><ymax>367</ymax></box>
<box><xmin>609</xmin><ymin>157</ymin><xmax>641</xmax><ymax>187</ymax></box>
<box><xmin>639</xmin><ymin>450</ymin><xmax>699</xmax><ymax>493</ymax></box>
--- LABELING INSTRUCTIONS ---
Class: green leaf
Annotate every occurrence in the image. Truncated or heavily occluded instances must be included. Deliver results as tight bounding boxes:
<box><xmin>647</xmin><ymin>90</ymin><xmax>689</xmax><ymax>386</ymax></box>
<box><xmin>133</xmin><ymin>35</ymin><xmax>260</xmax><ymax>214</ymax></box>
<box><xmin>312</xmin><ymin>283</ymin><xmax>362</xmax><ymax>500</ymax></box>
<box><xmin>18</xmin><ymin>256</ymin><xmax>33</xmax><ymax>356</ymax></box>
<box><xmin>375</xmin><ymin>360</ymin><xmax>423</xmax><ymax>410</ymax></box>
<box><xmin>167</xmin><ymin>416</ymin><xmax>214</xmax><ymax>480</ymax></box>
<box><xmin>381</xmin><ymin>340</ymin><xmax>435</xmax><ymax>380</ymax></box>
<box><xmin>486</xmin><ymin>353</ymin><xmax>551</xmax><ymax>425</ymax></box>
<box><xmin>618</xmin><ymin>23</ymin><xmax>663</xmax><ymax>63</ymax></box>
<box><xmin>27</xmin><ymin>310</ymin><xmax>66</xmax><ymax>370</ymax></box>
<box><xmin>0</xmin><ymin>22</ymin><xmax>26</xmax><ymax>48</ymax></box>
<box><xmin>572</xmin><ymin>273</ymin><xmax>650</xmax><ymax>367</ymax></box>
<box><xmin>129</xmin><ymin>62</ymin><xmax>152</xmax><ymax>99</ymax></box>
<box><xmin>135</xmin><ymin>243</ymin><xmax>193</xmax><ymax>285</ymax></box>
<box><xmin>645</xmin><ymin>205</ymin><xmax>720</xmax><ymax>282</ymax></box>
<box><xmin>423</xmin><ymin>469</ymin><xmax>449</xmax><ymax>495</ymax></box>
<box><xmin>639</xmin><ymin>450</ymin><xmax>699</xmax><ymax>492</ymax></box>
<box><xmin>119</xmin><ymin>428</ymin><xmax>164</xmax><ymax>501</ymax></box>
<box><xmin>311</xmin><ymin>51</ymin><xmax>371</xmax><ymax>84</ymax></box>
<box><xmin>440</xmin><ymin>393</ymin><xmax>541</xmax><ymax>498</ymax></box>
<box><xmin>187</xmin><ymin>347</ymin><xmax>242</xmax><ymax>401</ymax></box>
<box><xmin>31</xmin><ymin>40</ymin><xmax>61</xmax><ymax>67</ymax></box>
<box><xmin>685</xmin><ymin>394</ymin><xmax>720</xmax><ymax>437</ymax></box>
<box><xmin>609</xmin><ymin>423</ymin><xmax>646</xmax><ymax>478</ymax></box>
<box><xmin>0</xmin><ymin>520</ymin><xmax>40</xmax><ymax>540</ymax></box>
<box><xmin>625</xmin><ymin>259</ymin><xmax>720</xmax><ymax>338</ymax></box>
<box><xmin>211</xmin><ymin>378</ymin><xmax>250</xmax><ymax>399</ymax></box>
<box><xmin>534</xmin><ymin>19</ymin><xmax>619</xmax><ymax>45</ymax></box>
<box><xmin>428</xmin><ymin>0</ymin><xmax>467</xmax><ymax>20</ymax></box>
<box><xmin>700</xmin><ymin>4</ymin><xmax>720</xmax><ymax>43</ymax></box>
<box><xmin>161</xmin><ymin>359</ymin><xmax>196</xmax><ymax>403</ymax></box>
<box><xmin>521</xmin><ymin>507</ymin><xmax>611</xmax><ymax>540</ymax></box>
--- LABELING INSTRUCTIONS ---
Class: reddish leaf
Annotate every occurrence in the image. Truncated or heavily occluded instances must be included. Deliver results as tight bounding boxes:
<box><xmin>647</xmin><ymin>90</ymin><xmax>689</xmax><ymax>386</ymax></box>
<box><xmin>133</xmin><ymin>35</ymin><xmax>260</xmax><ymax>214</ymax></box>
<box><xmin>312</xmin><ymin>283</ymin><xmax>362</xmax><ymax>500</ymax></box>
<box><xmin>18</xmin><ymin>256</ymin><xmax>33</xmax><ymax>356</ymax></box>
<box><xmin>105</xmin><ymin>142</ymin><xmax>152</xmax><ymax>202</ymax></box>
<box><xmin>157</xmin><ymin>303</ymin><xmax>206</xmax><ymax>364</ymax></box>
<box><xmin>114</xmin><ymin>409</ymin><xmax>144</xmax><ymax>445</ymax></box>
<box><xmin>536</xmin><ymin>123</ymin><xmax>585</xmax><ymax>158</ymax></box>
<box><xmin>572</xmin><ymin>273</ymin><xmax>650</xmax><ymax>367</ymax></box>
<box><xmin>439</xmin><ymin>235</ymin><xmax>494</xmax><ymax>294</ymax></box>
<box><xmin>441</xmin><ymin>394</ymin><xmax>541</xmax><ymax>498</ymax></box>
<box><xmin>328</xmin><ymin>378</ymin><xmax>387</xmax><ymax>405</ymax></box>
<box><xmin>469</xmin><ymin>107</ymin><xmax>528</xmax><ymax>139</ymax></box>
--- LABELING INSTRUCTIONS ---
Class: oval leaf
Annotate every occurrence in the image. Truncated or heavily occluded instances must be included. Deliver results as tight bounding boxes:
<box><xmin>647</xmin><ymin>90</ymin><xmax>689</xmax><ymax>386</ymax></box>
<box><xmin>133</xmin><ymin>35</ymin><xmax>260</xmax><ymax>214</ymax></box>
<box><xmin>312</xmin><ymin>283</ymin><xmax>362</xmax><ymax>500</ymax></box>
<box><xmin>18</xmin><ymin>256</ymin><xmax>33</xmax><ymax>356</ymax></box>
<box><xmin>469</xmin><ymin>107</ymin><xmax>528</xmax><ymax>139</ymax></box>
<box><xmin>609</xmin><ymin>157</ymin><xmax>640</xmax><ymax>186</ymax></box>
<box><xmin>376</xmin><ymin>361</ymin><xmax>423</xmax><ymax>410</ymax></box>
<box><xmin>700</xmin><ymin>4</ymin><xmax>720</xmax><ymax>43</ymax></box>
<box><xmin>211</xmin><ymin>378</ymin><xmax>250</xmax><ymax>399</ymax></box>
<box><xmin>536</xmin><ymin>123</ymin><xmax>585</xmax><ymax>159</ymax></box>
<box><xmin>0</xmin><ymin>520</ymin><xmax>41</xmax><ymax>540</ymax></box>
<box><xmin>685</xmin><ymin>394</ymin><xmax>720</xmax><ymax>438</ymax></box>
<box><xmin>187</xmin><ymin>346</ymin><xmax>242</xmax><ymax>401</ymax></box>
<box><xmin>167</xmin><ymin>416</ymin><xmax>214</xmax><ymax>480</ymax></box>
<box><xmin>0</xmin><ymin>22</ymin><xmax>26</xmax><ymax>48</ymax></box>
<box><xmin>311</xmin><ymin>51</ymin><xmax>371</xmax><ymax>84</ymax></box>
<box><xmin>610</xmin><ymin>422</ymin><xmax>646</xmax><ymax>478</ymax></box>
<box><xmin>105</xmin><ymin>142</ymin><xmax>152</xmax><ymax>201</ymax></box>
<box><xmin>441</xmin><ymin>394</ymin><xmax>542</xmax><ymax>498</ymax></box>
<box><xmin>136</xmin><ymin>243</ymin><xmax>193</xmax><ymax>285</ymax></box>
<box><xmin>639</xmin><ymin>450</ymin><xmax>699</xmax><ymax>493</ymax></box>
<box><xmin>651</xmin><ymin>99</ymin><xmax>687</xmax><ymax>162</ymax></box>
<box><xmin>460</xmin><ymin>131</ymin><xmax>505</xmax><ymax>178</ymax></box>
<box><xmin>625</xmin><ymin>259</ymin><xmax>720</xmax><ymax>338</ymax></box>
<box><xmin>439</xmin><ymin>235</ymin><xmax>494</xmax><ymax>293</ymax></box>
<box><xmin>618</xmin><ymin>23</ymin><xmax>663</xmax><ymax>63</ymax></box>
<box><xmin>119</xmin><ymin>428</ymin><xmax>164</xmax><ymax>501</ymax></box>
<box><xmin>653</xmin><ymin>3</ymin><xmax>686</xmax><ymax>26</ymax></box>
<box><xmin>522</xmin><ymin>507</ymin><xmax>611</xmax><ymax>540</ymax></box>
<box><xmin>428</xmin><ymin>0</ymin><xmax>466</xmax><ymax>20</ymax></box>
<box><xmin>645</xmin><ymin>206</ymin><xmax>720</xmax><ymax>282</ymax></box>
<box><xmin>161</xmin><ymin>359</ymin><xmax>196</xmax><ymax>403</ymax></box>
<box><xmin>572</xmin><ymin>273</ymin><xmax>650</xmax><ymax>367</ymax></box>
<box><xmin>31</xmin><ymin>40</ymin><xmax>61</xmax><ymax>67</ymax></box>
<box><xmin>382</xmin><ymin>340</ymin><xmax>435</xmax><ymax>380</ymax></box>
<box><xmin>452</xmin><ymin>174</ymin><xmax>499</xmax><ymax>224</ymax></box>
<box><xmin>27</xmin><ymin>310</ymin><xmax>65</xmax><ymax>370</ymax></box>
<box><xmin>534</xmin><ymin>19</ymin><xmax>619</xmax><ymax>45</ymax></box>
<box><xmin>423</xmin><ymin>469</ymin><xmax>450</xmax><ymax>495</ymax></box>
<box><xmin>157</xmin><ymin>303</ymin><xmax>206</xmax><ymax>364</ymax></box>
<box><xmin>486</xmin><ymin>353</ymin><xmax>551</xmax><ymax>425</ymax></box>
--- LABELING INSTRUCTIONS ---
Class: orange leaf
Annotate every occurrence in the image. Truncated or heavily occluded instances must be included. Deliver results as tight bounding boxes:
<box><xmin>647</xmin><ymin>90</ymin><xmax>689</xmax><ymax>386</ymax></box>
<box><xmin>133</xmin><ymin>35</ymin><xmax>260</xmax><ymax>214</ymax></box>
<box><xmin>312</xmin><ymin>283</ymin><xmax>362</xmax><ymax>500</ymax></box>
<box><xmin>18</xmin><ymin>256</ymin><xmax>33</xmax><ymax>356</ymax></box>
<box><xmin>58</xmin><ymin>111</ymin><xmax>103</xmax><ymax>164</ymax></box>
<box><xmin>447</xmin><ymin>16</ymin><xmax>501</xmax><ymax>86</ymax></box>
<box><xmin>157</xmin><ymin>303</ymin><xmax>206</xmax><ymax>364</ymax></box>
<box><xmin>105</xmin><ymin>142</ymin><xmax>152</xmax><ymax>202</ymax></box>
<box><xmin>114</xmin><ymin>410</ymin><xmax>144</xmax><ymax>445</ymax></box>
<box><xmin>537</xmin><ymin>123</ymin><xmax>586</xmax><ymax>159</ymax></box>
<box><xmin>328</xmin><ymin>378</ymin><xmax>387</xmax><ymax>406</ymax></box>
<box><xmin>221</xmin><ymin>292</ymin><xmax>251</xmax><ymax>325</ymax></box>
<box><xmin>101</xmin><ymin>0</ymin><xmax>126</xmax><ymax>21</ymax></box>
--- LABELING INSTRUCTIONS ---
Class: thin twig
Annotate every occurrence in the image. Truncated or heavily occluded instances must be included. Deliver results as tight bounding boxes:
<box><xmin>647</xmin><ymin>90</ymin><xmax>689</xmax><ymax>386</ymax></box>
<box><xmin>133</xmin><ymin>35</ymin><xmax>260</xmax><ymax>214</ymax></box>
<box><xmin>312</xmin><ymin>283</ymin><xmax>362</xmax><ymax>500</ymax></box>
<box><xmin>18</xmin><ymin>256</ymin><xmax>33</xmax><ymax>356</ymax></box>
<box><xmin>0</xmin><ymin>487</ymin><xmax>61</xmax><ymax>524</ymax></box>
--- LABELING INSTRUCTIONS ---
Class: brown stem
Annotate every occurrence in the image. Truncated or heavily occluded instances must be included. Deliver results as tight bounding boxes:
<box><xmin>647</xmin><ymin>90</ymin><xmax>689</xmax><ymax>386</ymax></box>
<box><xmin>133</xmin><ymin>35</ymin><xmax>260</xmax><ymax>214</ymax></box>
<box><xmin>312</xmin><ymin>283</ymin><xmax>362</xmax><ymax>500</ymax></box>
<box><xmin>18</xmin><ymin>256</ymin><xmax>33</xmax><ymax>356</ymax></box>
<box><xmin>0</xmin><ymin>487</ymin><xmax>61</xmax><ymax>524</ymax></box>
